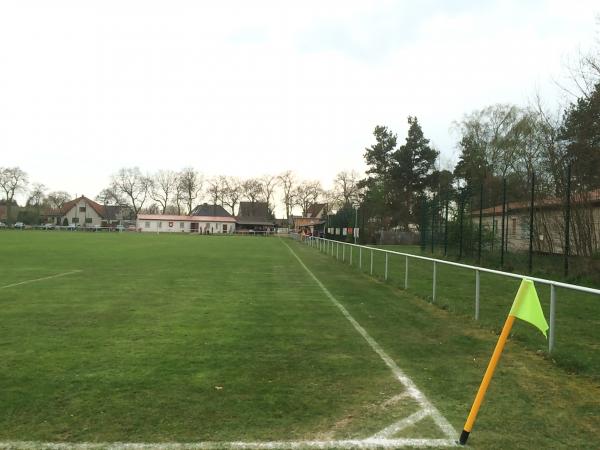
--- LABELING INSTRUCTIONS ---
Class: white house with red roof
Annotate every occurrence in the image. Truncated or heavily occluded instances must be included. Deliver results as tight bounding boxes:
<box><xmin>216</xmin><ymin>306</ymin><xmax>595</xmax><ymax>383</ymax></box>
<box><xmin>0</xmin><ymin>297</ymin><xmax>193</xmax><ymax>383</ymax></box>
<box><xmin>57</xmin><ymin>196</ymin><xmax>127</xmax><ymax>227</ymax></box>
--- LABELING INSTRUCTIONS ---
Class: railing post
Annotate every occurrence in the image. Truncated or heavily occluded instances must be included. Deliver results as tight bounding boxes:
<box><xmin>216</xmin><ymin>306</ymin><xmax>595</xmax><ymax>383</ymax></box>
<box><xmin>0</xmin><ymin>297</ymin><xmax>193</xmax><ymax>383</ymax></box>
<box><xmin>549</xmin><ymin>285</ymin><xmax>556</xmax><ymax>353</ymax></box>
<box><xmin>359</xmin><ymin>247</ymin><xmax>362</xmax><ymax>270</ymax></box>
<box><xmin>432</xmin><ymin>261</ymin><xmax>437</xmax><ymax>303</ymax></box>
<box><xmin>370</xmin><ymin>249</ymin><xmax>374</xmax><ymax>275</ymax></box>
<box><xmin>336</xmin><ymin>242</ymin><xmax>339</xmax><ymax>260</ymax></box>
<box><xmin>475</xmin><ymin>269</ymin><xmax>480</xmax><ymax>320</ymax></box>
<box><xmin>385</xmin><ymin>253</ymin><xmax>389</xmax><ymax>280</ymax></box>
<box><xmin>404</xmin><ymin>256</ymin><xmax>408</xmax><ymax>289</ymax></box>
<box><xmin>342</xmin><ymin>243</ymin><xmax>345</xmax><ymax>262</ymax></box>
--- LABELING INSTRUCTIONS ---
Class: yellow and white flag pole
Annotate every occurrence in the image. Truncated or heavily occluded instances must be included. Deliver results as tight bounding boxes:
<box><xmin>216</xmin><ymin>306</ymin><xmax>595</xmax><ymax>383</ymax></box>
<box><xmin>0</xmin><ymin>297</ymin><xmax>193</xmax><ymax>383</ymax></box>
<box><xmin>459</xmin><ymin>279</ymin><xmax>549</xmax><ymax>445</ymax></box>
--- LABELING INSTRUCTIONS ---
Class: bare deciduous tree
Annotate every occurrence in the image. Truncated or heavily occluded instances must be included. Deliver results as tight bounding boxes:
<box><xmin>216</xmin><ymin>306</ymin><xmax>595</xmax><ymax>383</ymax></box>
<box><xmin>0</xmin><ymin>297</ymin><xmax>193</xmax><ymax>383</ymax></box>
<box><xmin>294</xmin><ymin>180</ymin><xmax>323</xmax><ymax>216</ymax></box>
<box><xmin>96</xmin><ymin>188</ymin><xmax>125</xmax><ymax>206</ymax></box>
<box><xmin>151</xmin><ymin>170</ymin><xmax>179</xmax><ymax>214</ymax></box>
<box><xmin>333</xmin><ymin>170</ymin><xmax>360</xmax><ymax>207</ymax></box>
<box><xmin>223</xmin><ymin>177</ymin><xmax>242</xmax><ymax>215</ymax></box>
<box><xmin>109</xmin><ymin>167</ymin><xmax>152</xmax><ymax>216</ymax></box>
<box><xmin>47</xmin><ymin>191</ymin><xmax>72</xmax><ymax>209</ymax></box>
<box><xmin>278</xmin><ymin>170</ymin><xmax>296</xmax><ymax>219</ymax></box>
<box><xmin>0</xmin><ymin>166</ymin><xmax>28</xmax><ymax>223</ymax></box>
<box><xmin>178</xmin><ymin>167</ymin><xmax>204</xmax><ymax>214</ymax></box>
<box><xmin>27</xmin><ymin>183</ymin><xmax>47</xmax><ymax>208</ymax></box>
<box><xmin>206</xmin><ymin>176</ymin><xmax>228</xmax><ymax>206</ymax></box>
<box><xmin>241</xmin><ymin>178</ymin><xmax>263</xmax><ymax>204</ymax></box>
<box><xmin>260</xmin><ymin>174</ymin><xmax>279</xmax><ymax>216</ymax></box>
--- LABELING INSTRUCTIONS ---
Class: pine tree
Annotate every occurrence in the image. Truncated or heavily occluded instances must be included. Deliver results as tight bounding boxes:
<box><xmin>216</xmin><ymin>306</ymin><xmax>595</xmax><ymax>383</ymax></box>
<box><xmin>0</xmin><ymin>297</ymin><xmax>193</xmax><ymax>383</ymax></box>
<box><xmin>391</xmin><ymin>117</ymin><xmax>439</xmax><ymax>229</ymax></box>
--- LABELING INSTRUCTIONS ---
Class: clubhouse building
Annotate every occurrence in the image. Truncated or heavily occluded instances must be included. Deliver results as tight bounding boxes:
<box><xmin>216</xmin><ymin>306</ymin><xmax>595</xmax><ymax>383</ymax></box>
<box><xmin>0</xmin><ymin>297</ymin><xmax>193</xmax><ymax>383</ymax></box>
<box><xmin>137</xmin><ymin>204</ymin><xmax>236</xmax><ymax>234</ymax></box>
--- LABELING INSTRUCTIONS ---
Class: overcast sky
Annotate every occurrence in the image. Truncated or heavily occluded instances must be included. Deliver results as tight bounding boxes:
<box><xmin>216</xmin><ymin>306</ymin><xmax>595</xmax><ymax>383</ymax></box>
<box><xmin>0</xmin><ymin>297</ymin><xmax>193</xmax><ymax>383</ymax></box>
<box><xmin>1</xmin><ymin>1</ymin><xmax>598</xmax><ymax>208</ymax></box>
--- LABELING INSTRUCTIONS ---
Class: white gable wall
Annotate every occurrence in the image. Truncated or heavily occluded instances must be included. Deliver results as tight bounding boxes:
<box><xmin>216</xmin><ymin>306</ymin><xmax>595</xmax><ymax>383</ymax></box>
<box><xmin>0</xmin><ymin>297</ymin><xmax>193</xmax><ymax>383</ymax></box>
<box><xmin>61</xmin><ymin>199</ymin><xmax>103</xmax><ymax>226</ymax></box>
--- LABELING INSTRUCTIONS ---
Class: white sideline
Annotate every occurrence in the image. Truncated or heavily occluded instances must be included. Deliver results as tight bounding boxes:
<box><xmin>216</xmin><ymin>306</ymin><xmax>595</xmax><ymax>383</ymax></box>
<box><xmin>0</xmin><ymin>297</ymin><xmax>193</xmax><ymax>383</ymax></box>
<box><xmin>281</xmin><ymin>239</ymin><xmax>457</xmax><ymax>440</ymax></box>
<box><xmin>0</xmin><ymin>270</ymin><xmax>82</xmax><ymax>289</ymax></box>
<box><xmin>0</xmin><ymin>439</ymin><xmax>458</xmax><ymax>449</ymax></box>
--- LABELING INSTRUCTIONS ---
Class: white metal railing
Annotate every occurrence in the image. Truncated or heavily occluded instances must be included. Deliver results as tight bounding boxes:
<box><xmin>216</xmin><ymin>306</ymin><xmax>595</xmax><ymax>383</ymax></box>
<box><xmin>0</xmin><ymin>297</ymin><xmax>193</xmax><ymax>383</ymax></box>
<box><xmin>293</xmin><ymin>234</ymin><xmax>600</xmax><ymax>353</ymax></box>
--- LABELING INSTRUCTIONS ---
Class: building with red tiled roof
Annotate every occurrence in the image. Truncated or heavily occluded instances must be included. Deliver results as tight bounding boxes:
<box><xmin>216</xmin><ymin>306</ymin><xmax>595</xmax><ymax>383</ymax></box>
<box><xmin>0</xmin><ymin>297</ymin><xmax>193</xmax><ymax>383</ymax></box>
<box><xmin>54</xmin><ymin>196</ymin><xmax>129</xmax><ymax>227</ymax></box>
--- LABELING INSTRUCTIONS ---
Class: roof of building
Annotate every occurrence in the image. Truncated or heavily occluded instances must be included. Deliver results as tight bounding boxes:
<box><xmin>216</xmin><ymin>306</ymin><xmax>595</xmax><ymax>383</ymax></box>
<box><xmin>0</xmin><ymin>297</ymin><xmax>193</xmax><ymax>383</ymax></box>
<box><xmin>191</xmin><ymin>203</ymin><xmax>232</xmax><ymax>217</ymax></box>
<box><xmin>238</xmin><ymin>201</ymin><xmax>270</xmax><ymax>218</ymax></box>
<box><xmin>306</xmin><ymin>203</ymin><xmax>327</xmax><ymax>218</ymax></box>
<box><xmin>60</xmin><ymin>196</ymin><xmax>106</xmax><ymax>217</ymax></box>
<box><xmin>138</xmin><ymin>214</ymin><xmax>237</xmax><ymax>223</ymax></box>
<box><xmin>235</xmin><ymin>201</ymin><xmax>274</xmax><ymax>226</ymax></box>
<box><xmin>274</xmin><ymin>218</ymin><xmax>291</xmax><ymax>227</ymax></box>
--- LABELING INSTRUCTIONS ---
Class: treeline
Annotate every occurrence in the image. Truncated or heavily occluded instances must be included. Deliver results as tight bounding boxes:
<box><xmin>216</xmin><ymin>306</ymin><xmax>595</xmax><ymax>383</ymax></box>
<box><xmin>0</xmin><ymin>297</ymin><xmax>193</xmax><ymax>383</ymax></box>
<box><xmin>97</xmin><ymin>168</ymin><xmax>361</xmax><ymax>219</ymax></box>
<box><xmin>0</xmin><ymin>166</ymin><xmax>362</xmax><ymax>224</ymax></box>
<box><xmin>359</xmin><ymin>43</ymin><xmax>600</xmax><ymax>251</ymax></box>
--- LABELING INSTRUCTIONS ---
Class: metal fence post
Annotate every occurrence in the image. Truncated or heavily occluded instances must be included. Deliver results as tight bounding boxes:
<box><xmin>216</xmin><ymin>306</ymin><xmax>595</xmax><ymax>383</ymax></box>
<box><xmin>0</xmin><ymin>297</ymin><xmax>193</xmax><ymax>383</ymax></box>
<box><xmin>370</xmin><ymin>249</ymin><xmax>374</xmax><ymax>275</ymax></box>
<box><xmin>475</xmin><ymin>269</ymin><xmax>480</xmax><ymax>320</ymax></box>
<box><xmin>385</xmin><ymin>252</ymin><xmax>389</xmax><ymax>280</ymax></box>
<box><xmin>564</xmin><ymin>164</ymin><xmax>571</xmax><ymax>277</ymax></box>
<box><xmin>528</xmin><ymin>172</ymin><xmax>535</xmax><ymax>273</ymax></box>
<box><xmin>432</xmin><ymin>261</ymin><xmax>437</xmax><ymax>303</ymax></box>
<box><xmin>478</xmin><ymin>183</ymin><xmax>484</xmax><ymax>264</ymax></box>
<box><xmin>404</xmin><ymin>255</ymin><xmax>409</xmax><ymax>289</ymax></box>
<box><xmin>444</xmin><ymin>196</ymin><xmax>449</xmax><ymax>257</ymax></box>
<box><xmin>549</xmin><ymin>285</ymin><xmax>556</xmax><ymax>353</ymax></box>
<box><xmin>342</xmin><ymin>243</ymin><xmax>345</xmax><ymax>262</ymax></box>
<box><xmin>501</xmin><ymin>178</ymin><xmax>506</xmax><ymax>268</ymax></box>
<box><xmin>336</xmin><ymin>242</ymin><xmax>339</xmax><ymax>260</ymax></box>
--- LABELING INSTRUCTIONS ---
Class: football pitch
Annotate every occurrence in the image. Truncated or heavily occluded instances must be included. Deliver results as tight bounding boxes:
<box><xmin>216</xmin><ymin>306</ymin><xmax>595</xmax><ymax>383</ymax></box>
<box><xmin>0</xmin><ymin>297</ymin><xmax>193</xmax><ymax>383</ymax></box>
<box><xmin>1</xmin><ymin>232</ymin><xmax>599</xmax><ymax>449</ymax></box>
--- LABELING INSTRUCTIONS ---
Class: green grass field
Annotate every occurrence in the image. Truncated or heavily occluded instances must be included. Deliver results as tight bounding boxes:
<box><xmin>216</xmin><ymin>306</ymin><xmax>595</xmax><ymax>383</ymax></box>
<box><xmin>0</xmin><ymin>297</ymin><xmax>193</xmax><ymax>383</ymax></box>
<box><xmin>1</xmin><ymin>232</ymin><xmax>599</xmax><ymax>449</ymax></box>
<box><xmin>362</xmin><ymin>243</ymin><xmax>600</xmax><ymax>379</ymax></box>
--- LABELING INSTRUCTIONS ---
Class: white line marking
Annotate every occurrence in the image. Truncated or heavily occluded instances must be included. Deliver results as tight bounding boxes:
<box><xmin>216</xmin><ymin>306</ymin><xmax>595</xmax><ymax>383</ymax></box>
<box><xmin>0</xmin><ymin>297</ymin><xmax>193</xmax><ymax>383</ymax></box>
<box><xmin>380</xmin><ymin>391</ymin><xmax>412</xmax><ymax>409</ymax></box>
<box><xmin>0</xmin><ymin>438</ymin><xmax>458</xmax><ymax>449</ymax></box>
<box><xmin>0</xmin><ymin>270</ymin><xmax>82</xmax><ymax>290</ymax></box>
<box><xmin>371</xmin><ymin>409</ymin><xmax>429</xmax><ymax>439</ymax></box>
<box><xmin>281</xmin><ymin>239</ymin><xmax>457</xmax><ymax>440</ymax></box>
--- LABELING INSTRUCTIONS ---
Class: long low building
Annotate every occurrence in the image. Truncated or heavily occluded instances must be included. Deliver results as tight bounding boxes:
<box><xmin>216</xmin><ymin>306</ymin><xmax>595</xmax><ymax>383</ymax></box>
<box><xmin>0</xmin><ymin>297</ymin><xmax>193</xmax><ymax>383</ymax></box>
<box><xmin>137</xmin><ymin>214</ymin><xmax>236</xmax><ymax>234</ymax></box>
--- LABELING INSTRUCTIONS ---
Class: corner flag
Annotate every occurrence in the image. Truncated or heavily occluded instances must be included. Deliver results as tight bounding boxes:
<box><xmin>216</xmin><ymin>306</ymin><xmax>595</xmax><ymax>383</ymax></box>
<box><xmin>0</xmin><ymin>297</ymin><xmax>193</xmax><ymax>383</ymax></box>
<box><xmin>459</xmin><ymin>278</ymin><xmax>549</xmax><ymax>445</ymax></box>
<box><xmin>509</xmin><ymin>279</ymin><xmax>549</xmax><ymax>338</ymax></box>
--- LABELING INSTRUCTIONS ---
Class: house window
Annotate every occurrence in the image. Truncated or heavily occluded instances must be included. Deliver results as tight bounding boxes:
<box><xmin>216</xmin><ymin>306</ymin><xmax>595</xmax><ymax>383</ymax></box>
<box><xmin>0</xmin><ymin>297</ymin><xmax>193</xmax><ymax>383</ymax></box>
<box><xmin>72</xmin><ymin>217</ymin><xmax>79</xmax><ymax>223</ymax></box>
<box><xmin>85</xmin><ymin>217</ymin><xmax>92</xmax><ymax>223</ymax></box>
<box><xmin>179</xmin><ymin>222</ymin><xmax>184</xmax><ymax>229</ymax></box>
<box><xmin>79</xmin><ymin>206</ymin><xmax>86</xmax><ymax>213</ymax></box>
<box><xmin>145</xmin><ymin>222</ymin><xmax>150</xmax><ymax>228</ymax></box>
<box><xmin>223</xmin><ymin>223</ymin><xmax>228</xmax><ymax>232</ymax></box>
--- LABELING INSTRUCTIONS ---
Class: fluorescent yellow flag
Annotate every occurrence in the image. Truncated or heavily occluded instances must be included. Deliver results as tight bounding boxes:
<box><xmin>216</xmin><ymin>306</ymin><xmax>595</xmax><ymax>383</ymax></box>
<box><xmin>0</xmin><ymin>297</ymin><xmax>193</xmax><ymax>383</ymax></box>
<box><xmin>509</xmin><ymin>279</ymin><xmax>549</xmax><ymax>338</ymax></box>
